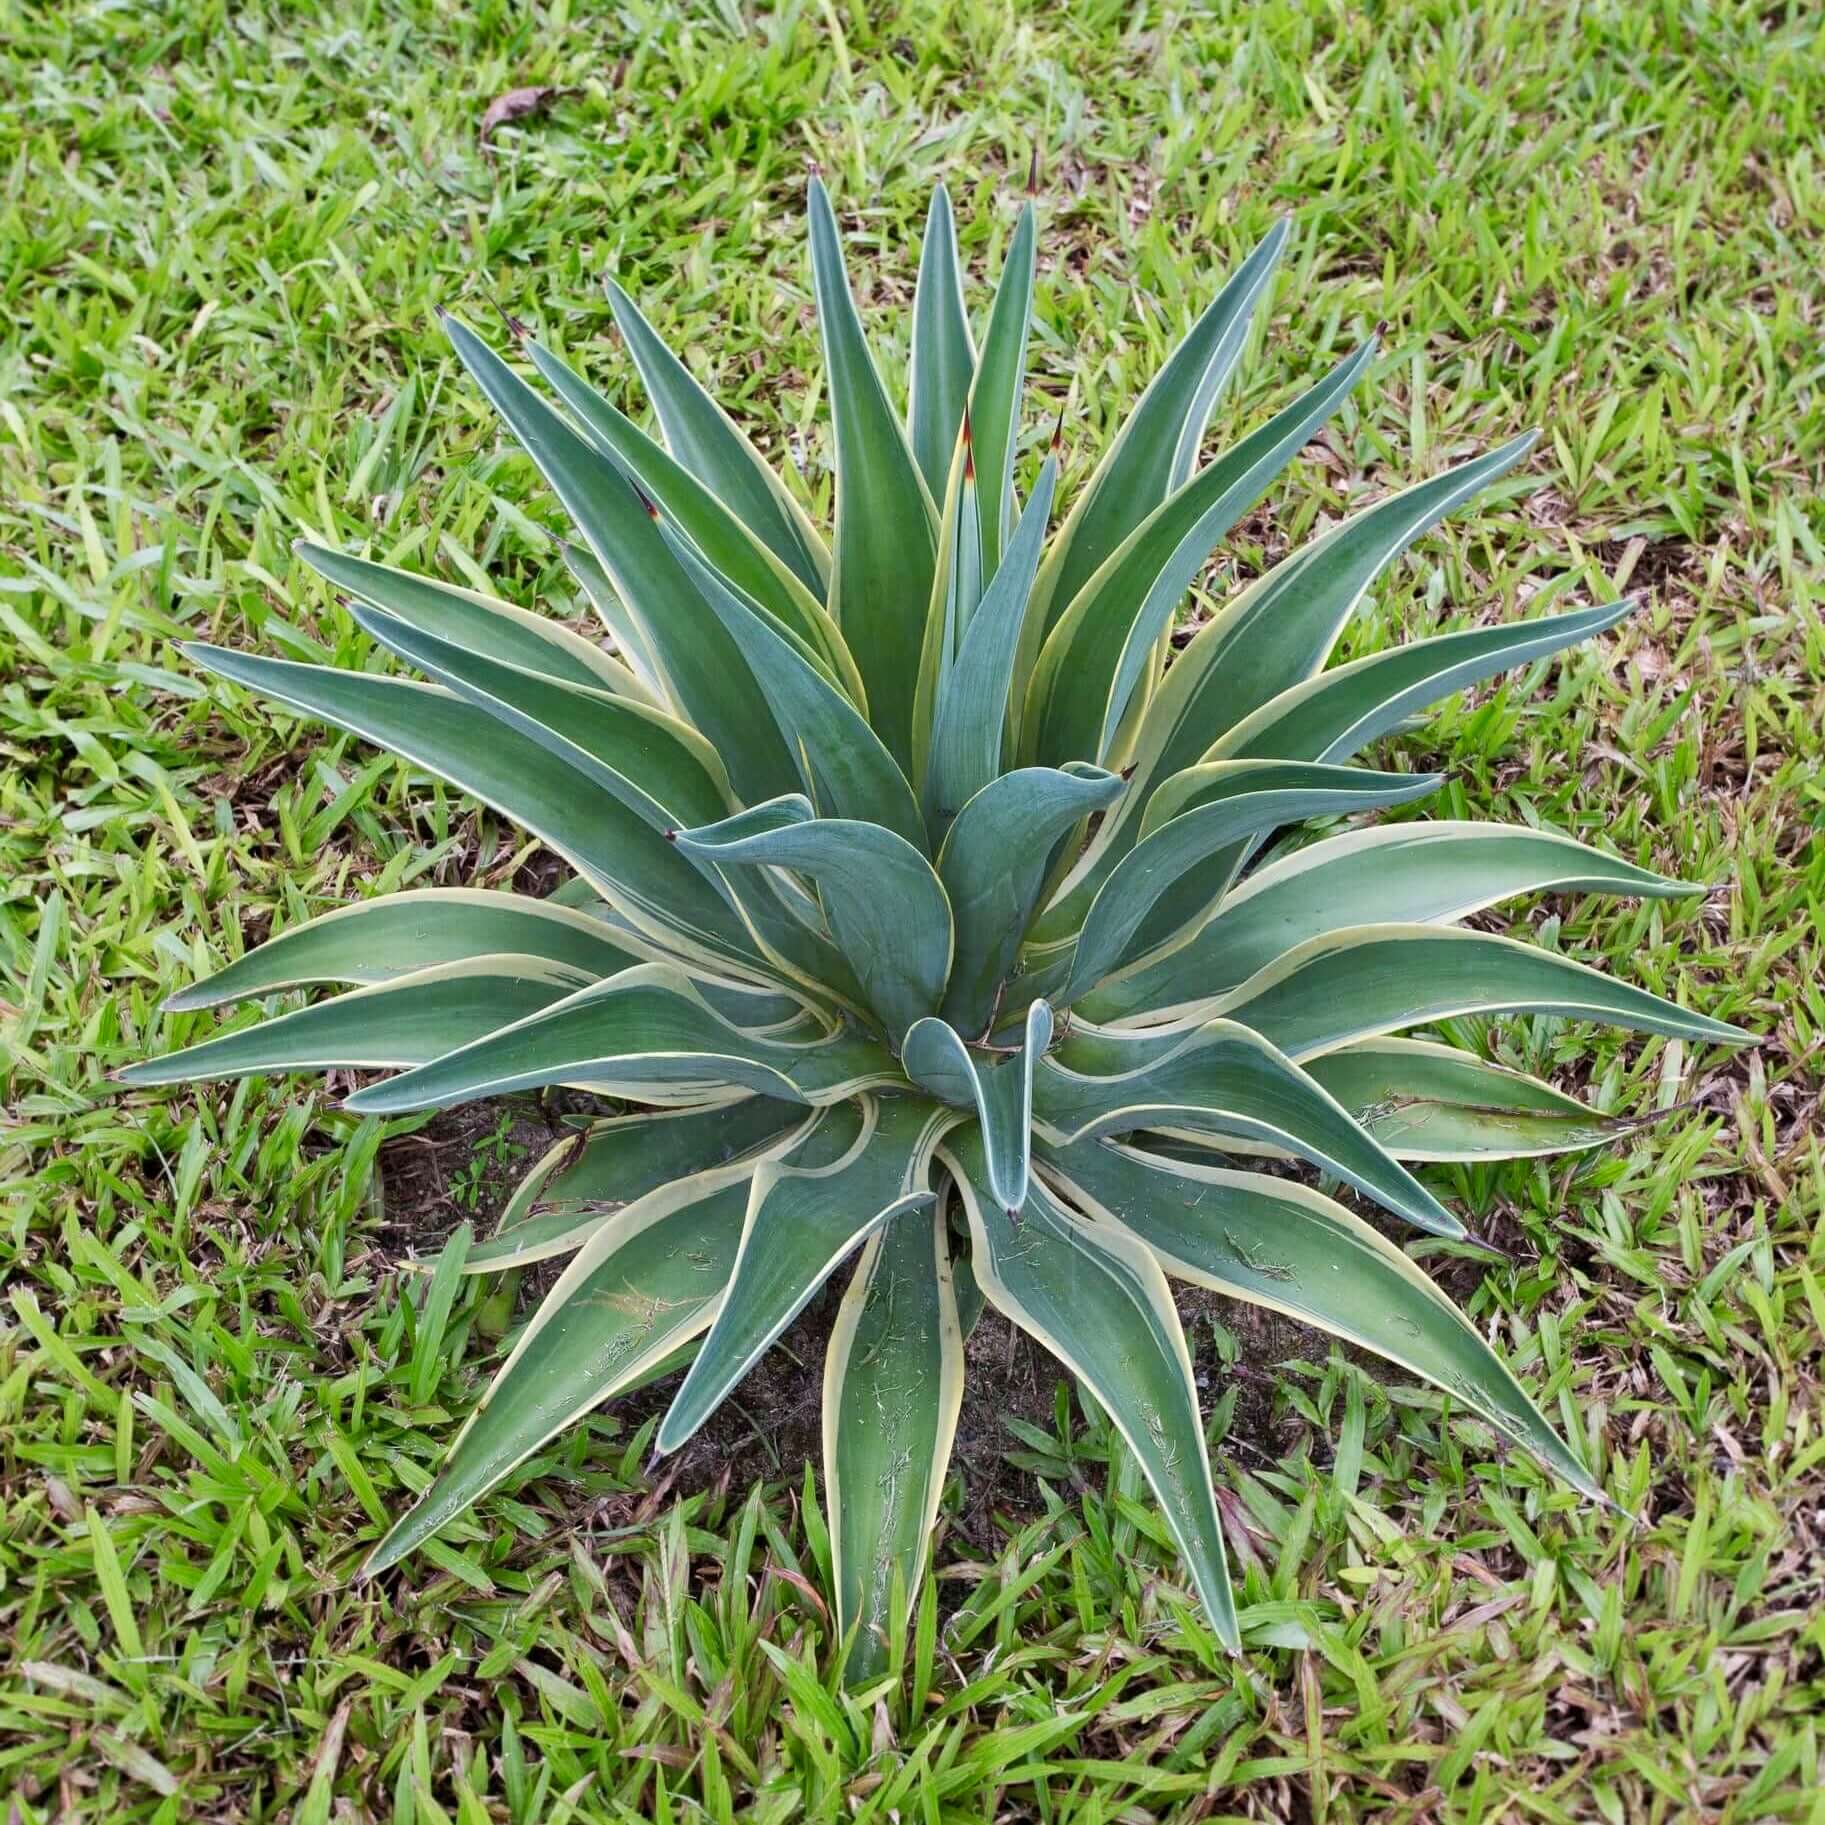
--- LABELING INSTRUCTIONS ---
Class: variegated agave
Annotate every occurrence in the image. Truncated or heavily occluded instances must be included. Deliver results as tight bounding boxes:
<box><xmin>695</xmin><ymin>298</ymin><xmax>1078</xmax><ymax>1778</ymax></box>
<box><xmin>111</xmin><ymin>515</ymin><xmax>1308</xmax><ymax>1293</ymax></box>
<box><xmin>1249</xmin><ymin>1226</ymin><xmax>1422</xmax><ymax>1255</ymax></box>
<box><xmin>126</xmin><ymin>183</ymin><xmax>1739</xmax><ymax>1680</ymax></box>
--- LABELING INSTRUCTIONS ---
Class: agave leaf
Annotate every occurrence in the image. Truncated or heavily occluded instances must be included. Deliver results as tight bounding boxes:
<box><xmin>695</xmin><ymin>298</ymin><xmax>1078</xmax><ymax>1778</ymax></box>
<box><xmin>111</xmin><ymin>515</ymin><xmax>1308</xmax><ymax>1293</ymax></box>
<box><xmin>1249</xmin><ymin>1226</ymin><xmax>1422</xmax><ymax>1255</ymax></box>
<box><xmin>943</xmin><ymin>1128</ymin><xmax>1239</xmax><ymax>1650</ymax></box>
<box><xmin>1212</xmin><ymin>597</ymin><xmax>1640</xmax><ymax>767</ymax></box>
<box><xmin>180</xmin><ymin>645</ymin><xmax>771</xmax><ymax>984</ymax></box>
<box><xmin>1301</xmin><ymin>1038</ymin><xmax>1646</xmax><ymax>1161</ymax></box>
<box><xmin>969</xmin><ymin>201</ymin><xmax>1036</xmax><ymax>574</ymax></box>
<box><xmin>902</xmin><ymin>1000</ymin><xmax>1051</xmax><ymax>1212</ymax></box>
<box><xmin>920</xmin><ymin>458</ymin><xmax>1060</xmax><ymax>833</ymax></box>
<box><xmin>1023</xmin><ymin>339</ymin><xmax>1377</xmax><ymax>768</ymax></box>
<box><xmin>934</xmin><ymin>761</ymin><xmax>1123</xmax><ymax>1035</ymax></box>
<box><xmin>363</xmin><ymin>1120</ymin><xmax>861</xmax><ymax>1575</ymax></box>
<box><xmin>342</xmin><ymin>964</ymin><xmax>900</xmax><ymax>1115</ymax></box>
<box><xmin>470</xmin><ymin>1102</ymin><xmax>809</xmax><ymax>1271</ymax></box>
<box><xmin>299</xmin><ymin>541</ymin><xmax>649</xmax><ymax>700</ymax></box>
<box><xmin>657</xmin><ymin>1096</ymin><xmax>954</xmax><ymax>1452</ymax></box>
<box><xmin>1206</xmin><ymin>924</ymin><xmax>1745</xmax><ymax>1058</ymax></box>
<box><xmin>1041</xmin><ymin>1137</ymin><xmax>1606</xmax><ymax>1502</ymax></box>
<box><xmin>523</xmin><ymin>336</ymin><xmax>864</xmax><ymax>703</ymax></box>
<box><xmin>1035</xmin><ymin>1017</ymin><xmax>1462</xmax><ymax>1236</ymax></box>
<box><xmin>119</xmin><ymin>957</ymin><xmax>590</xmax><ymax>1086</ymax></box>
<box><xmin>674</xmin><ymin>801</ymin><xmax>953</xmax><ymax>1044</ymax></box>
<box><xmin>604</xmin><ymin>277</ymin><xmax>830</xmax><ymax>594</ymax></box>
<box><xmin>911</xmin><ymin>419</ymin><xmax>984</xmax><ymax>790</ymax></box>
<box><xmin>1081</xmin><ymin>821</ymin><xmax>1698</xmax><ymax>1024</ymax></box>
<box><xmin>806</xmin><ymin>177</ymin><xmax>939</xmax><ymax>771</ymax></box>
<box><xmin>907</xmin><ymin>186</ymin><xmax>975</xmax><ymax>501</ymax></box>
<box><xmin>824</xmin><ymin>1201</ymin><xmax>965</xmax><ymax>1685</ymax></box>
<box><xmin>344</xmin><ymin>599</ymin><xmax>734</xmax><ymax>827</ymax></box>
<box><xmin>161</xmin><ymin>889</ymin><xmax>645</xmax><ymax>1014</ymax></box>
<box><xmin>1050</xmin><ymin>763</ymin><xmax>1443</xmax><ymax>1001</ymax></box>
<box><xmin>1020</xmin><ymin>217</ymin><xmax>1291</xmax><ymax>666</ymax></box>
<box><xmin>442</xmin><ymin>312</ymin><xmax>803</xmax><ymax>804</ymax></box>
<box><xmin>658</xmin><ymin>529</ymin><xmax>926</xmax><ymax>848</ymax></box>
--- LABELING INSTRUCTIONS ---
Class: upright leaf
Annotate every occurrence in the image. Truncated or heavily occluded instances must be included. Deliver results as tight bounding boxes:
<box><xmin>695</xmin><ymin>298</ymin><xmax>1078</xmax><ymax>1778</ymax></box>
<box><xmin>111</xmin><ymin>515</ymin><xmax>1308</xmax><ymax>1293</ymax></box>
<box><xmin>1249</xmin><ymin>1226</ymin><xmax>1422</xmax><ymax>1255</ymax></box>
<box><xmin>807</xmin><ymin>177</ymin><xmax>940</xmax><ymax>771</ymax></box>
<box><xmin>969</xmin><ymin>202</ymin><xmax>1036</xmax><ymax>573</ymax></box>
<box><xmin>1016</xmin><ymin>218</ymin><xmax>1290</xmax><ymax>683</ymax></box>
<box><xmin>907</xmin><ymin>186</ymin><xmax>975</xmax><ymax>501</ymax></box>
<box><xmin>1023</xmin><ymin>340</ymin><xmax>1377</xmax><ymax>767</ymax></box>
<box><xmin>902</xmin><ymin>999</ymin><xmax>1051</xmax><ymax>1212</ymax></box>
<box><xmin>935</xmin><ymin>762</ymin><xmax>1123</xmax><ymax>1035</ymax></box>
<box><xmin>920</xmin><ymin>457</ymin><xmax>1059</xmax><ymax>829</ymax></box>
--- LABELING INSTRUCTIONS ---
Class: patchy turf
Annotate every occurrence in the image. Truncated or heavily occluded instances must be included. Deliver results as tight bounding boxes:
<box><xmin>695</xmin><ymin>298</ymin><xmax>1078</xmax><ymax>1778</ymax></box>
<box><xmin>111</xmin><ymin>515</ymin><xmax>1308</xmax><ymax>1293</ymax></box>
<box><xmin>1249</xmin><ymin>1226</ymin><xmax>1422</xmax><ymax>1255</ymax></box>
<box><xmin>3</xmin><ymin>0</ymin><xmax>1822</xmax><ymax>1817</ymax></box>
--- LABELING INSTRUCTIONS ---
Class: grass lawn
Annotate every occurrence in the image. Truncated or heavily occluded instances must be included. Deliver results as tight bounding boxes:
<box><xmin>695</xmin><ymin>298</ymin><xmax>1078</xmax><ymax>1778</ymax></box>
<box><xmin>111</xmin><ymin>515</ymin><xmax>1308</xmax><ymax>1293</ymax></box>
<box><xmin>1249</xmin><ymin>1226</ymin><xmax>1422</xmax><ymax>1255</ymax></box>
<box><xmin>4</xmin><ymin>0</ymin><xmax>1823</xmax><ymax>1816</ymax></box>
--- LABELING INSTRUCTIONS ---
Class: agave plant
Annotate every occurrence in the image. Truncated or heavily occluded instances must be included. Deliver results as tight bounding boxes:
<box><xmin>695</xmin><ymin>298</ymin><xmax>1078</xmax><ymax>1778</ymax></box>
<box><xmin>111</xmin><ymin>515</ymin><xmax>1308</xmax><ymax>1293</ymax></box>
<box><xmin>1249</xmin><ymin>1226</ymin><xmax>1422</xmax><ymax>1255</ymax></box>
<box><xmin>125</xmin><ymin>182</ymin><xmax>1739</xmax><ymax>1680</ymax></box>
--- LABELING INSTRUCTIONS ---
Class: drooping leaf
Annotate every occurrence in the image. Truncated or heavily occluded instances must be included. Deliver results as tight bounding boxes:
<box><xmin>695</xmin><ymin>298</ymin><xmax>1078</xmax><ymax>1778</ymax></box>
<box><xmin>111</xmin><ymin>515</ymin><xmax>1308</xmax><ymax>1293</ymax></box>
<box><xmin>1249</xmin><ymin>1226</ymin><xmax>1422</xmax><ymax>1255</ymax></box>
<box><xmin>604</xmin><ymin>277</ymin><xmax>830</xmax><ymax>594</ymax></box>
<box><xmin>902</xmin><ymin>999</ymin><xmax>1051</xmax><ymax>1213</ymax></box>
<box><xmin>657</xmin><ymin>1096</ymin><xmax>953</xmax><ymax>1451</ymax></box>
<box><xmin>674</xmin><ymin>800</ymin><xmax>953</xmax><ymax>1044</ymax></box>
<box><xmin>179</xmin><ymin>645</ymin><xmax>767</xmax><ymax>982</ymax></box>
<box><xmin>806</xmin><ymin>177</ymin><xmax>939</xmax><ymax>771</ymax></box>
<box><xmin>119</xmin><ymin>957</ymin><xmax>589</xmax><ymax>1086</ymax></box>
<box><xmin>469</xmin><ymin>1102</ymin><xmax>808</xmax><ymax>1271</ymax></box>
<box><xmin>1207</xmin><ymin>924</ymin><xmax>1745</xmax><ymax>1058</ymax></box>
<box><xmin>161</xmin><ymin>889</ymin><xmax>645</xmax><ymax>1014</ymax></box>
<box><xmin>1081</xmin><ymin>821</ymin><xmax>1698</xmax><ymax>1024</ymax></box>
<box><xmin>933</xmin><ymin>761</ymin><xmax>1123</xmax><ymax>1035</ymax></box>
<box><xmin>1049</xmin><ymin>763</ymin><xmax>1443</xmax><ymax>1001</ymax></box>
<box><xmin>1034</xmin><ymin>1017</ymin><xmax>1462</xmax><ymax>1236</ymax></box>
<box><xmin>906</xmin><ymin>186</ymin><xmax>975</xmax><ymax>501</ymax></box>
<box><xmin>1301</xmin><ymin>1038</ymin><xmax>1647</xmax><ymax>1161</ymax></box>
<box><xmin>342</xmin><ymin>964</ymin><xmax>900</xmax><ymax>1114</ymax></box>
<box><xmin>824</xmin><ymin>1201</ymin><xmax>965</xmax><ymax>1684</ymax></box>
<box><xmin>1041</xmin><ymin>1136</ymin><xmax>1605</xmax><ymax>1501</ymax></box>
<box><xmin>944</xmin><ymin>1128</ymin><xmax>1239</xmax><ymax>1650</ymax></box>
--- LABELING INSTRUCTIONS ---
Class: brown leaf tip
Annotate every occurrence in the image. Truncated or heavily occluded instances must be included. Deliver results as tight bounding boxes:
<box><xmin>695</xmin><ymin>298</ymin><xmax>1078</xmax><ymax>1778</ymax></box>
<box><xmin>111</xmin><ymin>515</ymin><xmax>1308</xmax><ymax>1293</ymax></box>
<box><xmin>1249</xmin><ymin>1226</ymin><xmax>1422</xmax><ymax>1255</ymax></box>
<box><xmin>1026</xmin><ymin>146</ymin><xmax>1040</xmax><ymax>195</ymax></box>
